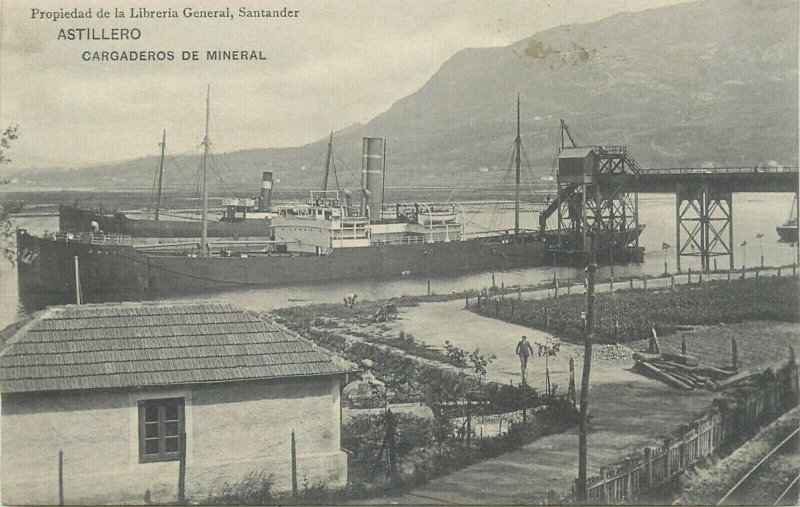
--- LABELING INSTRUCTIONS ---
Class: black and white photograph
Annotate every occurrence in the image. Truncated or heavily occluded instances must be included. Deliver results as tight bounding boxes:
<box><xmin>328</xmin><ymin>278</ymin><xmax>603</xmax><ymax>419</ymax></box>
<box><xmin>0</xmin><ymin>0</ymin><xmax>798</xmax><ymax>504</ymax></box>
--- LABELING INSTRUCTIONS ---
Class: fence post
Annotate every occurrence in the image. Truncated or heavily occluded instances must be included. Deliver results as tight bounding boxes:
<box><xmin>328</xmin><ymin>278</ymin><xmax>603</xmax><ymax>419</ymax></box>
<box><xmin>778</xmin><ymin>267</ymin><xmax>782</xmax><ymax>277</ymax></box>
<box><xmin>731</xmin><ymin>338</ymin><xmax>738</xmax><ymax>370</ymax></box>
<box><xmin>643</xmin><ymin>275</ymin><xmax>648</xmax><ymax>290</ymax></box>
<box><xmin>643</xmin><ymin>447</ymin><xmax>653</xmax><ymax>490</ymax></box>
<box><xmin>624</xmin><ymin>458</ymin><xmax>633</xmax><ymax>500</ymax></box>
<box><xmin>58</xmin><ymin>449</ymin><xmax>64</xmax><ymax>506</ymax></box>
<box><xmin>670</xmin><ymin>274</ymin><xmax>675</xmax><ymax>290</ymax></box>
<box><xmin>681</xmin><ymin>334</ymin><xmax>687</xmax><ymax>355</ymax></box>
<box><xmin>601</xmin><ymin>468</ymin><xmax>610</xmax><ymax>504</ymax></box>
<box><xmin>387</xmin><ymin>409</ymin><xmax>397</xmax><ymax>480</ymax></box>
<box><xmin>699</xmin><ymin>271</ymin><xmax>703</xmax><ymax>285</ymax></box>
<box><xmin>664</xmin><ymin>438</ymin><xmax>672</xmax><ymax>479</ymax></box>
<box><xmin>727</xmin><ymin>269</ymin><xmax>732</xmax><ymax>281</ymax></box>
<box><xmin>466</xmin><ymin>415</ymin><xmax>472</xmax><ymax>448</ymax></box>
<box><xmin>688</xmin><ymin>268</ymin><xmax>692</xmax><ymax>284</ymax></box>
<box><xmin>291</xmin><ymin>429</ymin><xmax>298</xmax><ymax>497</ymax></box>
<box><xmin>178</xmin><ymin>432</ymin><xmax>186</xmax><ymax>503</ymax></box>
<box><xmin>629</xmin><ymin>278</ymin><xmax>634</xmax><ymax>289</ymax></box>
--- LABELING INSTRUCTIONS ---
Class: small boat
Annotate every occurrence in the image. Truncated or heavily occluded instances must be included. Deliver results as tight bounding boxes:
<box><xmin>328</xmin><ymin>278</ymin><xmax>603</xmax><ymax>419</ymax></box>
<box><xmin>776</xmin><ymin>195</ymin><xmax>799</xmax><ymax>242</ymax></box>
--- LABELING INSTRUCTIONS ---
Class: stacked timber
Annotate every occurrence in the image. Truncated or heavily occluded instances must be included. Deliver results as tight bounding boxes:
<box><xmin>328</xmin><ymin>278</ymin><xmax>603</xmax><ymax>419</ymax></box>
<box><xmin>632</xmin><ymin>352</ymin><xmax>737</xmax><ymax>390</ymax></box>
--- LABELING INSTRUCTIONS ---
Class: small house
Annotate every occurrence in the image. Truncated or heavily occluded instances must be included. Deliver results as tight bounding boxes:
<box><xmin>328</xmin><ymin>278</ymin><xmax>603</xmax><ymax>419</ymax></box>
<box><xmin>0</xmin><ymin>301</ymin><xmax>355</xmax><ymax>505</ymax></box>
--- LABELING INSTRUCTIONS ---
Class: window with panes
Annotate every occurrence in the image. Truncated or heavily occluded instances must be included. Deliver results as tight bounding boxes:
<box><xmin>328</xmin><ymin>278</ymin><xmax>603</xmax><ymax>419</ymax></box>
<box><xmin>138</xmin><ymin>398</ymin><xmax>184</xmax><ymax>462</ymax></box>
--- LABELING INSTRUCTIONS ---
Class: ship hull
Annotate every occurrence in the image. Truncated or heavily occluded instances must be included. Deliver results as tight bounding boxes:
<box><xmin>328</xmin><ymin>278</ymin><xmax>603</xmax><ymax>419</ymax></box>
<box><xmin>59</xmin><ymin>205</ymin><xmax>271</xmax><ymax>238</ymax></box>
<box><xmin>17</xmin><ymin>229</ymin><xmax>549</xmax><ymax>306</ymax></box>
<box><xmin>777</xmin><ymin>223</ymin><xmax>799</xmax><ymax>242</ymax></box>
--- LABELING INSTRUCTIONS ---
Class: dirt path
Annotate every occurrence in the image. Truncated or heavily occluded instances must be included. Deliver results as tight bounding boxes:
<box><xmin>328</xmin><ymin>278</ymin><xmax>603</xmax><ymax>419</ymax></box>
<box><xmin>354</xmin><ymin>300</ymin><xmax>716</xmax><ymax>505</ymax></box>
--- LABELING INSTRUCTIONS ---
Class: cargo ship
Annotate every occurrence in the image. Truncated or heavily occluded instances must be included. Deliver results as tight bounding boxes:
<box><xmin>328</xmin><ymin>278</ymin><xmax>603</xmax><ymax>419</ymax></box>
<box><xmin>16</xmin><ymin>93</ymin><xmax>643</xmax><ymax>305</ymax></box>
<box><xmin>58</xmin><ymin>130</ymin><xmax>275</xmax><ymax>240</ymax></box>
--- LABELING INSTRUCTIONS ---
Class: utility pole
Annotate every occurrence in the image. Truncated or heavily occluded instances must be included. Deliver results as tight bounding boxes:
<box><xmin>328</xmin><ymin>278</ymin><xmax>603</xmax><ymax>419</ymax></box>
<box><xmin>576</xmin><ymin>231</ymin><xmax>597</xmax><ymax>502</ymax></box>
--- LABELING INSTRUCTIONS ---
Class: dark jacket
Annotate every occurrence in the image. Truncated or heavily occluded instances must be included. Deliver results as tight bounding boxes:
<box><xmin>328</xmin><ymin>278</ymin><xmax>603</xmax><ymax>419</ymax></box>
<box><xmin>516</xmin><ymin>340</ymin><xmax>534</xmax><ymax>358</ymax></box>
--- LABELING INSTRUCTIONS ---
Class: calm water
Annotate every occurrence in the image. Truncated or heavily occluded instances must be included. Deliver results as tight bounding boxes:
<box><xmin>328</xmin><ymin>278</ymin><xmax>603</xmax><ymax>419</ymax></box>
<box><xmin>0</xmin><ymin>193</ymin><xmax>796</xmax><ymax>329</ymax></box>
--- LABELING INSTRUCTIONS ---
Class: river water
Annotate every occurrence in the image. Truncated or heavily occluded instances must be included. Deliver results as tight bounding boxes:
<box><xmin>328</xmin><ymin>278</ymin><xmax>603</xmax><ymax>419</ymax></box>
<box><xmin>0</xmin><ymin>193</ymin><xmax>796</xmax><ymax>329</ymax></box>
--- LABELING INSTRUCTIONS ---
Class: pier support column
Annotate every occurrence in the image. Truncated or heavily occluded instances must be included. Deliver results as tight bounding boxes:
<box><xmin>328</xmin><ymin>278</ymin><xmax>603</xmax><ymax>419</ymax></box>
<box><xmin>675</xmin><ymin>183</ymin><xmax>733</xmax><ymax>272</ymax></box>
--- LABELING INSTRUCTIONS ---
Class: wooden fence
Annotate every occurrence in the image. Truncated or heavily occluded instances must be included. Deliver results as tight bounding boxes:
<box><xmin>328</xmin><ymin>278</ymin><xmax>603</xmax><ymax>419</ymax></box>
<box><xmin>471</xmin><ymin>264</ymin><xmax>798</xmax><ymax>307</ymax></box>
<box><xmin>552</xmin><ymin>356</ymin><xmax>799</xmax><ymax>504</ymax></box>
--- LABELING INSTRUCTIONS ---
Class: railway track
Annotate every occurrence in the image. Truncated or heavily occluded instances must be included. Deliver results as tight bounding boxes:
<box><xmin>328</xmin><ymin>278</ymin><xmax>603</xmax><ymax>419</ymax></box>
<box><xmin>717</xmin><ymin>427</ymin><xmax>799</xmax><ymax>505</ymax></box>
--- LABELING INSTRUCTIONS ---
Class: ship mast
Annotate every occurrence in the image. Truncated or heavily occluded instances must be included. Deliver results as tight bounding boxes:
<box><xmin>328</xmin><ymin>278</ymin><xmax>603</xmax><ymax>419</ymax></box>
<box><xmin>514</xmin><ymin>93</ymin><xmax>522</xmax><ymax>239</ymax></box>
<box><xmin>322</xmin><ymin>131</ymin><xmax>333</xmax><ymax>191</ymax></box>
<box><xmin>154</xmin><ymin>129</ymin><xmax>166</xmax><ymax>221</ymax></box>
<box><xmin>200</xmin><ymin>86</ymin><xmax>210</xmax><ymax>256</ymax></box>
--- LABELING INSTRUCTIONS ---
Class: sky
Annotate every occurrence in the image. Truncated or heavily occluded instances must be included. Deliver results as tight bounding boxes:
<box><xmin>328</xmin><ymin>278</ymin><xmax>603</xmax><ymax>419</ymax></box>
<box><xmin>0</xmin><ymin>0</ymin><xmax>693</xmax><ymax>168</ymax></box>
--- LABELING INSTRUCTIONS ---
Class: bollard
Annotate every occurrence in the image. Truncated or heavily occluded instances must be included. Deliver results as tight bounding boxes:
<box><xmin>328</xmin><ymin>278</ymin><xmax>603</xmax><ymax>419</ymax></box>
<box><xmin>629</xmin><ymin>278</ymin><xmax>634</xmax><ymax>289</ymax></box>
<box><xmin>688</xmin><ymin>268</ymin><xmax>692</xmax><ymax>284</ymax></box>
<box><xmin>778</xmin><ymin>267</ymin><xmax>782</xmax><ymax>277</ymax></box>
<box><xmin>699</xmin><ymin>271</ymin><xmax>703</xmax><ymax>285</ymax></box>
<box><xmin>643</xmin><ymin>275</ymin><xmax>648</xmax><ymax>290</ymax></box>
<box><xmin>727</xmin><ymin>269</ymin><xmax>732</xmax><ymax>281</ymax></box>
<box><xmin>681</xmin><ymin>334</ymin><xmax>687</xmax><ymax>355</ymax></box>
<box><xmin>670</xmin><ymin>274</ymin><xmax>675</xmax><ymax>290</ymax></box>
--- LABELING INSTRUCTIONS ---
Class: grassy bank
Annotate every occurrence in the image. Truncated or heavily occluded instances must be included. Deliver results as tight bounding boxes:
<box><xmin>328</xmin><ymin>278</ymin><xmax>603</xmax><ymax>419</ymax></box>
<box><xmin>470</xmin><ymin>276</ymin><xmax>799</xmax><ymax>344</ymax></box>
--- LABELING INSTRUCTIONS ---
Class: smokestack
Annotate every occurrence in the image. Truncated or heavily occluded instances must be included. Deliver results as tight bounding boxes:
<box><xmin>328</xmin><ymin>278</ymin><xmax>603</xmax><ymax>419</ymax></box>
<box><xmin>361</xmin><ymin>137</ymin><xmax>385</xmax><ymax>219</ymax></box>
<box><xmin>259</xmin><ymin>171</ymin><xmax>273</xmax><ymax>211</ymax></box>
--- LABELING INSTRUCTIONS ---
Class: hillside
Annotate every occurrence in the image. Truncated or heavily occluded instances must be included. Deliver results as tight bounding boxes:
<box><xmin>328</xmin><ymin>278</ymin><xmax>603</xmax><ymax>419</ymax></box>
<box><xmin>5</xmin><ymin>0</ymin><xmax>798</xmax><ymax>193</ymax></box>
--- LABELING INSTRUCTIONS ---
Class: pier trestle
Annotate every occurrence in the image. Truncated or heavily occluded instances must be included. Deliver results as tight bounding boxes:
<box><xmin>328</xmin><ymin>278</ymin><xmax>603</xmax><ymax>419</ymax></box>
<box><xmin>675</xmin><ymin>182</ymin><xmax>733</xmax><ymax>272</ymax></box>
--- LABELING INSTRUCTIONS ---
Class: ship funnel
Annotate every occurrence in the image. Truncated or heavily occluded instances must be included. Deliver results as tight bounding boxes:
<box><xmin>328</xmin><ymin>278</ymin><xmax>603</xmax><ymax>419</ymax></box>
<box><xmin>360</xmin><ymin>137</ymin><xmax>385</xmax><ymax>219</ymax></box>
<box><xmin>259</xmin><ymin>171</ymin><xmax>273</xmax><ymax>211</ymax></box>
<box><xmin>343</xmin><ymin>188</ymin><xmax>353</xmax><ymax>210</ymax></box>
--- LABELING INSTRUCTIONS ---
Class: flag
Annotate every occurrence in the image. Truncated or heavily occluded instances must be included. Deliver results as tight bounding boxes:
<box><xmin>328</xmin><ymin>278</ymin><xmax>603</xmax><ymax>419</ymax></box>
<box><xmin>661</xmin><ymin>242</ymin><xmax>671</xmax><ymax>250</ymax></box>
<box><xmin>741</xmin><ymin>240</ymin><xmax>748</xmax><ymax>247</ymax></box>
<box><xmin>756</xmin><ymin>233</ymin><xmax>764</xmax><ymax>239</ymax></box>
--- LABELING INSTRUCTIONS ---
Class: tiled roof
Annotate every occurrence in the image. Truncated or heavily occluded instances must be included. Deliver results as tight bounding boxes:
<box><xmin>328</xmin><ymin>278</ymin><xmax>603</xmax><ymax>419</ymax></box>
<box><xmin>0</xmin><ymin>302</ymin><xmax>355</xmax><ymax>393</ymax></box>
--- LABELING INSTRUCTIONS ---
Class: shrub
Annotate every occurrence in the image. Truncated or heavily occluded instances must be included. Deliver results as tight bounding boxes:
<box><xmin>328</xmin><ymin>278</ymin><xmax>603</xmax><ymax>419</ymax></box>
<box><xmin>206</xmin><ymin>470</ymin><xmax>275</xmax><ymax>505</ymax></box>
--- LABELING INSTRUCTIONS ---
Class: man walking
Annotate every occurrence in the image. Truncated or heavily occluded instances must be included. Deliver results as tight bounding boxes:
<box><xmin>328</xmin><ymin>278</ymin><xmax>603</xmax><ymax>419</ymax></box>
<box><xmin>516</xmin><ymin>335</ymin><xmax>534</xmax><ymax>385</ymax></box>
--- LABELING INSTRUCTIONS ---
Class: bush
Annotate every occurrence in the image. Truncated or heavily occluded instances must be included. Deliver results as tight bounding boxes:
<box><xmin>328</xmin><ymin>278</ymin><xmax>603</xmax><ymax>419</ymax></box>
<box><xmin>343</xmin><ymin>412</ymin><xmax>436</xmax><ymax>466</ymax></box>
<box><xmin>206</xmin><ymin>470</ymin><xmax>275</xmax><ymax>505</ymax></box>
<box><xmin>472</xmin><ymin>277</ymin><xmax>799</xmax><ymax>344</ymax></box>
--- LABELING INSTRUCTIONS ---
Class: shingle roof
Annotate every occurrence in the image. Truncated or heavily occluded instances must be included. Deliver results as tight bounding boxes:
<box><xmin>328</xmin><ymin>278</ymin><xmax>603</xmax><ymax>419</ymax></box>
<box><xmin>0</xmin><ymin>302</ymin><xmax>355</xmax><ymax>393</ymax></box>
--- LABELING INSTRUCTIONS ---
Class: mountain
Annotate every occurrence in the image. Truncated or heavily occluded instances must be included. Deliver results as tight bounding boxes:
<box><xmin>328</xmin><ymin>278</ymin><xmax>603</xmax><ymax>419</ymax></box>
<box><xmin>5</xmin><ymin>0</ymin><xmax>798</xmax><ymax>193</ymax></box>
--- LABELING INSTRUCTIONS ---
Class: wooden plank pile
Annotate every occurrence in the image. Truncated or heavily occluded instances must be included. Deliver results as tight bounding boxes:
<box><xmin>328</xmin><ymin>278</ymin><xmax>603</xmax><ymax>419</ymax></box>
<box><xmin>632</xmin><ymin>351</ymin><xmax>738</xmax><ymax>390</ymax></box>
